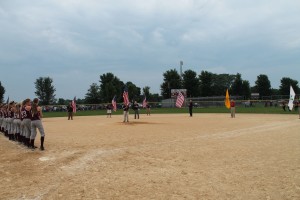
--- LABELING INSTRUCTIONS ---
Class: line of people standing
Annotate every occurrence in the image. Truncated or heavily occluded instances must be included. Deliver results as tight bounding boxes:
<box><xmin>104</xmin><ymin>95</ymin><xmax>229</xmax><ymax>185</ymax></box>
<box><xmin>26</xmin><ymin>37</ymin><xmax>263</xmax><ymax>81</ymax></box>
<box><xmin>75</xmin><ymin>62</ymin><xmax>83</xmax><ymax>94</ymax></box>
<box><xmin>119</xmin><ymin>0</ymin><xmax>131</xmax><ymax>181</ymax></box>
<box><xmin>121</xmin><ymin>101</ymin><xmax>151</xmax><ymax>123</ymax></box>
<box><xmin>0</xmin><ymin>98</ymin><xmax>45</xmax><ymax>151</ymax></box>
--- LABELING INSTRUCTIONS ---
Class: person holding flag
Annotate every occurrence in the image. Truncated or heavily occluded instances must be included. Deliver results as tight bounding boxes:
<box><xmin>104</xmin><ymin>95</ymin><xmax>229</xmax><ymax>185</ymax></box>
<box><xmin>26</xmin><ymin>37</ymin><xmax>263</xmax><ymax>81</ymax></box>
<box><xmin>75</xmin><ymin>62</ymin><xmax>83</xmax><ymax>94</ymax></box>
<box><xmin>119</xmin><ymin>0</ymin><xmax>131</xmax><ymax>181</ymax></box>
<box><xmin>230</xmin><ymin>99</ymin><xmax>236</xmax><ymax>118</ymax></box>
<box><xmin>67</xmin><ymin>101</ymin><xmax>74</xmax><ymax>120</ymax></box>
<box><xmin>225</xmin><ymin>89</ymin><xmax>235</xmax><ymax>118</ymax></box>
<box><xmin>143</xmin><ymin>96</ymin><xmax>151</xmax><ymax>116</ymax></box>
<box><xmin>122</xmin><ymin>87</ymin><xmax>130</xmax><ymax>123</ymax></box>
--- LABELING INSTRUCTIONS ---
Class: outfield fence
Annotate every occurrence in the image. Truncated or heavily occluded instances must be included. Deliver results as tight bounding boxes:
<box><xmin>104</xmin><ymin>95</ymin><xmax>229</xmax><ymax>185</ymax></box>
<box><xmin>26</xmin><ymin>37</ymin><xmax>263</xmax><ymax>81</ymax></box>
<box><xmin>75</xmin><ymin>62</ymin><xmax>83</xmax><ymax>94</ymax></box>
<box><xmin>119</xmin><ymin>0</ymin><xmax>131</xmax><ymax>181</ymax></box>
<box><xmin>42</xmin><ymin>95</ymin><xmax>299</xmax><ymax>112</ymax></box>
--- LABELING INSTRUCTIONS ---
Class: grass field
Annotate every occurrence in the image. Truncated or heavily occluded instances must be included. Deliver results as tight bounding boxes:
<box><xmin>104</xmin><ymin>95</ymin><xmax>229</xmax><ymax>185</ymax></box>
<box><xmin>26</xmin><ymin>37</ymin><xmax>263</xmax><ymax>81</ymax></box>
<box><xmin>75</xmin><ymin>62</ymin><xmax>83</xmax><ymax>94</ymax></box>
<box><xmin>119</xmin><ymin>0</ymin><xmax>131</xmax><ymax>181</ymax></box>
<box><xmin>43</xmin><ymin>106</ymin><xmax>298</xmax><ymax>118</ymax></box>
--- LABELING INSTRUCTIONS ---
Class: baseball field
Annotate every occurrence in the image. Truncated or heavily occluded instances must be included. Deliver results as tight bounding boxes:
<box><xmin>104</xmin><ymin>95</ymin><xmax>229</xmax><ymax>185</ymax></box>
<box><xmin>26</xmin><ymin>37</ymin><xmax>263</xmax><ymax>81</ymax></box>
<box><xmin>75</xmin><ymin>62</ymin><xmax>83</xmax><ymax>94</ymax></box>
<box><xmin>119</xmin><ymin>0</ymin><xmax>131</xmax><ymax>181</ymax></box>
<box><xmin>0</xmin><ymin>113</ymin><xmax>299</xmax><ymax>199</ymax></box>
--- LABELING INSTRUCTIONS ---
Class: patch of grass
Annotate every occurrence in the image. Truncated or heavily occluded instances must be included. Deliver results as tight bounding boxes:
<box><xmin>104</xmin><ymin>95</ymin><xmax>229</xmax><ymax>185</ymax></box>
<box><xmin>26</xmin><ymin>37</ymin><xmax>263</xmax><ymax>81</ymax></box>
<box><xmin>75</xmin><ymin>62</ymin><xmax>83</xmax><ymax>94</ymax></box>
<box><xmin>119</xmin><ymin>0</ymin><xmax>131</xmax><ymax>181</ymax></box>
<box><xmin>42</xmin><ymin>106</ymin><xmax>298</xmax><ymax>118</ymax></box>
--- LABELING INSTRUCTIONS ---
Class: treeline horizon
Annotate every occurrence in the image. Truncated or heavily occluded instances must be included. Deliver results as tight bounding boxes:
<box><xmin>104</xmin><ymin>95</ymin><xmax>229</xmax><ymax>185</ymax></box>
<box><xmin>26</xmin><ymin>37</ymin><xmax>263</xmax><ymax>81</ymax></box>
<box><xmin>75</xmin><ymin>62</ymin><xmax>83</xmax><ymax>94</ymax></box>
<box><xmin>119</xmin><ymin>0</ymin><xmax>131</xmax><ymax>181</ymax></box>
<box><xmin>0</xmin><ymin>69</ymin><xmax>299</xmax><ymax>105</ymax></box>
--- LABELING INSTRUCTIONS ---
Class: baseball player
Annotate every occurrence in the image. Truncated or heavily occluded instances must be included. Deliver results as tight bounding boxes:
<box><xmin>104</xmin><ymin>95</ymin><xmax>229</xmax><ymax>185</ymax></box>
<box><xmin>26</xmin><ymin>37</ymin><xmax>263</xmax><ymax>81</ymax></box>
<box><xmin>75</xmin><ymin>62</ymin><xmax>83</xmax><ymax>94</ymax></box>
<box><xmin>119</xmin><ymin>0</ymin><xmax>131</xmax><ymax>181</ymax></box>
<box><xmin>13</xmin><ymin>103</ymin><xmax>22</xmax><ymax>142</ymax></box>
<box><xmin>21</xmin><ymin>99</ymin><xmax>32</xmax><ymax>148</ymax></box>
<box><xmin>30</xmin><ymin>98</ymin><xmax>45</xmax><ymax>150</ymax></box>
<box><xmin>7</xmin><ymin>101</ymin><xmax>15</xmax><ymax>141</ymax></box>
<box><xmin>0</xmin><ymin>104</ymin><xmax>3</xmax><ymax>134</ymax></box>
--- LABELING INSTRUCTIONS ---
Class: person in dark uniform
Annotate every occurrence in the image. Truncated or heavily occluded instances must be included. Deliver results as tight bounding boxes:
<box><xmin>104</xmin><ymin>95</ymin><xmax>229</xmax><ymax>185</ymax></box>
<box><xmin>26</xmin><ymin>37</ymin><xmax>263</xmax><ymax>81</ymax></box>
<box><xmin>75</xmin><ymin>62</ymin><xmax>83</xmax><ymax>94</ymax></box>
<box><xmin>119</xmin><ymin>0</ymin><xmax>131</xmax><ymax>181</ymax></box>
<box><xmin>188</xmin><ymin>99</ymin><xmax>193</xmax><ymax>117</ymax></box>
<box><xmin>133</xmin><ymin>101</ymin><xmax>139</xmax><ymax>119</ymax></box>
<box><xmin>21</xmin><ymin>98</ymin><xmax>32</xmax><ymax>147</ymax></box>
<box><xmin>67</xmin><ymin>101</ymin><xmax>73</xmax><ymax>120</ymax></box>
<box><xmin>30</xmin><ymin>98</ymin><xmax>45</xmax><ymax>151</ymax></box>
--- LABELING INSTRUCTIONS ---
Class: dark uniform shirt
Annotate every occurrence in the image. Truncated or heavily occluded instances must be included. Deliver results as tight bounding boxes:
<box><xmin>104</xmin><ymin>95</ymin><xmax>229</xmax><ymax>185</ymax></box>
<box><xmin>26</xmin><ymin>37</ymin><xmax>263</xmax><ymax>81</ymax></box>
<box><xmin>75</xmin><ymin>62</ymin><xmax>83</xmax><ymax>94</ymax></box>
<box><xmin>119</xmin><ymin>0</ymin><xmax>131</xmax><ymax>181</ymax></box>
<box><xmin>21</xmin><ymin>107</ymin><xmax>32</xmax><ymax>120</ymax></box>
<box><xmin>32</xmin><ymin>111</ymin><xmax>41</xmax><ymax>121</ymax></box>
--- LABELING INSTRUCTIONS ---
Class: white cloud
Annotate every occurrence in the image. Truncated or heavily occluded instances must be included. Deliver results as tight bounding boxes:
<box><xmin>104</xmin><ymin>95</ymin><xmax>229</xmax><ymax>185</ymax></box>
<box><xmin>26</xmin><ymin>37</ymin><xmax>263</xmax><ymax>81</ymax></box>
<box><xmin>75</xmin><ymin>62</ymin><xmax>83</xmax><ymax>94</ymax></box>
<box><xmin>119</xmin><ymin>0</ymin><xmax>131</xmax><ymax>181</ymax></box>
<box><xmin>1</xmin><ymin>0</ymin><xmax>300</xmax><ymax>99</ymax></box>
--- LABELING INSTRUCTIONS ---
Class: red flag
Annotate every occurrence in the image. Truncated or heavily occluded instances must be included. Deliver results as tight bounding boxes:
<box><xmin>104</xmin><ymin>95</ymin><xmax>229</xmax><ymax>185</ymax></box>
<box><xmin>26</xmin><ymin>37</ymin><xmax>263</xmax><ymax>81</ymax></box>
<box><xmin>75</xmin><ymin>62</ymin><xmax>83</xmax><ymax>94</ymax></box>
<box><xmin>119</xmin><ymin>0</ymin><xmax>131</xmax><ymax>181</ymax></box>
<box><xmin>112</xmin><ymin>95</ymin><xmax>117</xmax><ymax>112</ymax></box>
<box><xmin>72</xmin><ymin>96</ymin><xmax>76</xmax><ymax>113</ymax></box>
<box><xmin>176</xmin><ymin>92</ymin><xmax>185</xmax><ymax>108</ymax></box>
<box><xmin>123</xmin><ymin>87</ymin><xmax>129</xmax><ymax>105</ymax></box>
<box><xmin>142</xmin><ymin>96</ymin><xmax>147</xmax><ymax>108</ymax></box>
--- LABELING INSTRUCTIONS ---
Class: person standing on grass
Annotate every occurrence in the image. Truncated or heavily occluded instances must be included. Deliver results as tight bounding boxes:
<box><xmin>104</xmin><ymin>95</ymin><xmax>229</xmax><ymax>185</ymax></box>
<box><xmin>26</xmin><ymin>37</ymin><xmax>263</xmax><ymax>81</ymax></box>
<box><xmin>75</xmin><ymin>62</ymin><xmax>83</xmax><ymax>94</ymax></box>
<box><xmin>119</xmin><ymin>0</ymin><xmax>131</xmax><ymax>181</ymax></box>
<box><xmin>230</xmin><ymin>99</ymin><xmax>236</xmax><ymax>118</ymax></box>
<box><xmin>67</xmin><ymin>101</ymin><xmax>73</xmax><ymax>120</ymax></box>
<box><xmin>30</xmin><ymin>98</ymin><xmax>45</xmax><ymax>151</ymax></box>
<box><xmin>188</xmin><ymin>99</ymin><xmax>193</xmax><ymax>117</ymax></box>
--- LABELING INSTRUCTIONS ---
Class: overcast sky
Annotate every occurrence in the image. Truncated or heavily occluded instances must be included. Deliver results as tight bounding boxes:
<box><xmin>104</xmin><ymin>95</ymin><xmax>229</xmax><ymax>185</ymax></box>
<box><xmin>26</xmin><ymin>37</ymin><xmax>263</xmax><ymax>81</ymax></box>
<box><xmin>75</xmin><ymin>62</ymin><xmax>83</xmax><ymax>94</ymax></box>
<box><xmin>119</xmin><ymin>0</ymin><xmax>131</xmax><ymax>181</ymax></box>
<box><xmin>1</xmin><ymin>0</ymin><xmax>299</xmax><ymax>101</ymax></box>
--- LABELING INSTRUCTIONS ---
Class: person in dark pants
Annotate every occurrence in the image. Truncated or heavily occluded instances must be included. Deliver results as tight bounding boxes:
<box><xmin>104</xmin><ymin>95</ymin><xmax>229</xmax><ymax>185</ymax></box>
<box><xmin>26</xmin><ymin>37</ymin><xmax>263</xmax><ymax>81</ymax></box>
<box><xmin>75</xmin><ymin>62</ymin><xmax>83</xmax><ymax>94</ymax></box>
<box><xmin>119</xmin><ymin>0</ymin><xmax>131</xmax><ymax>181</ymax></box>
<box><xmin>189</xmin><ymin>100</ymin><xmax>193</xmax><ymax>117</ymax></box>
<box><xmin>67</xmin><ymin>102</ymin><xmax>73</xmax><ymax>120</ymax></box>
<box><xmin>133</xmin><ymin>101</ymin><xmax>139</xmax><ymax>119</ymax></box>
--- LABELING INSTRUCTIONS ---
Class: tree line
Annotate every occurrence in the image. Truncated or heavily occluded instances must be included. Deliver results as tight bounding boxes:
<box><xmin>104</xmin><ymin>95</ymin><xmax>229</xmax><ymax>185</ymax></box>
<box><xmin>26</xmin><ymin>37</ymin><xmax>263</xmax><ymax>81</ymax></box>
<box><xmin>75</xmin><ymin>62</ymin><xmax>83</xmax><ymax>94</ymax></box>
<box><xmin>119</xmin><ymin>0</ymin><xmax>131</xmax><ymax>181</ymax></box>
<box><xmin>161</xmin><ymin>69</ymin><xmax>299</xmax><ymax>99</ymax></box>
<box><xmin>0</xmin><ymin>70</ymin><xmax>299</xmax><ymax>105</ymax></box>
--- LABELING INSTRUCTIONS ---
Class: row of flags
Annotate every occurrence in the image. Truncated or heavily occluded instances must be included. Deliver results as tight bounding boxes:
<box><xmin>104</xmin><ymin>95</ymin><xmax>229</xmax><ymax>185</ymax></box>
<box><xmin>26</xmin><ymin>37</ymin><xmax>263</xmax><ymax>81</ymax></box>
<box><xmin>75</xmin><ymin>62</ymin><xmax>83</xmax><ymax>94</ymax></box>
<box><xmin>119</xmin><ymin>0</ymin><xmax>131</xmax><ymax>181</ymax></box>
<box><xmin>3</xmin><ymin>86</ymin><xmax>296</xmax><ymax>111</ymax></box>
<box><xmin>224</xmin><ymin>85</ymin><xmax>297</xmax><ymax>110</ymax></box>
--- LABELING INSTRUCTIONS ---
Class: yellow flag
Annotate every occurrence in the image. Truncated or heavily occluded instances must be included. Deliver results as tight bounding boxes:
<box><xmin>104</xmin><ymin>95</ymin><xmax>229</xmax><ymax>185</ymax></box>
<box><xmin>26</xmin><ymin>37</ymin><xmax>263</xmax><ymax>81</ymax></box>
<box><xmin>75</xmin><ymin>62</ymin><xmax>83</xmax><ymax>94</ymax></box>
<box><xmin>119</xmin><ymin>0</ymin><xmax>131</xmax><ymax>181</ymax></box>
<box><xmin>225</xmin><ymin>89</ymin><xmax>231</xmax><ymax>109</ymax></box>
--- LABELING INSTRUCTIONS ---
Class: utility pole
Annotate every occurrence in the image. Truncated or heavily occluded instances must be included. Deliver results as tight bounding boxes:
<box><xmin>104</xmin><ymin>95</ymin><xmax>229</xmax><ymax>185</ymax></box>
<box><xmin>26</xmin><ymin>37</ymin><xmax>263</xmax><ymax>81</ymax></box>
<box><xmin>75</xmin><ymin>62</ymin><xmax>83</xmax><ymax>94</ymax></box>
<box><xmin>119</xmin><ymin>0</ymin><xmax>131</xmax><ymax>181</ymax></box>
<box><xmin>180</xmin><ymin>61</ymin><xmax>183</xmax><ymax>77</ymax></box>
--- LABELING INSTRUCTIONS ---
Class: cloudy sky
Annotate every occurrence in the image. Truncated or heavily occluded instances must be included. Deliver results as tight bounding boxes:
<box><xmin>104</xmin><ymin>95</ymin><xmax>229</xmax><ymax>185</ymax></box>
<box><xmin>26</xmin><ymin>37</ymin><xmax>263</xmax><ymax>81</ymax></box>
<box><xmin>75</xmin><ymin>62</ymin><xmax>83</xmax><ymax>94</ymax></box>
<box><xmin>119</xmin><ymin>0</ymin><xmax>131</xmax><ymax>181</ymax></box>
<box><xmin>1</xmin><ymin>0</ymin><xmax>299</xmax><ymax>101</ymax></box>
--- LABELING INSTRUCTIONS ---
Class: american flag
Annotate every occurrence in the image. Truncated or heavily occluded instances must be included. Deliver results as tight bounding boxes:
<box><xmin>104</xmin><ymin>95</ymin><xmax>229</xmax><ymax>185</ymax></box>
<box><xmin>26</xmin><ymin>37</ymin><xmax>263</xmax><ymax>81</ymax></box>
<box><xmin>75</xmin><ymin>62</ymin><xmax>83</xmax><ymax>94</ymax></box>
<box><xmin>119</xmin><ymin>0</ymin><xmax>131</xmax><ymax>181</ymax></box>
<box><xmin>142</xmin><ymin>96</ymin><xmax>147</xmax><ymax>108</ymax></box>
<box><xmin>112</xmin><ymin>95</ymin><xmax>117</xmax><ymax>111</ymax></box>
<box><xmin>176</xmin><ymin>92</ymin><xmax>185</xmax><ymax>108</ymax></box>
<box><xmin>72</xmin><ymin>96</ymin><xmax>76</xmax><ymax>113</ymax></box>
<box><xmin>123</xmin><ymin>87</ymin><xmax>129</xmax><ymax>105</ymax></box>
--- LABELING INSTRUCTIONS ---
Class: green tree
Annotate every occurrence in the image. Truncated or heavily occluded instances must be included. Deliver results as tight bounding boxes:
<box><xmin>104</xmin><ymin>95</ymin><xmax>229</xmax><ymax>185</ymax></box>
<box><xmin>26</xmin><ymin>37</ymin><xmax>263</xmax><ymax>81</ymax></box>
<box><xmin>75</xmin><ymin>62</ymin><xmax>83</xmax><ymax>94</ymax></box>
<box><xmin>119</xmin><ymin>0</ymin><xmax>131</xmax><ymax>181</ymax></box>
<box><xmin>211</xmin><ymin>73</ymin><xmax>236</xmax><ymax>96</ymax></box>
<box><xmin>0</xmin><ymin>81</ymin><xmax>5</xmax><ymax>103</ymax></box>
<box><xmin>143</xmin><ymin>86</ymin><xmax>151</xmax><ymax>98</ymax></box>
<box><xmin>241</xmin><ymin>80</ymin><xmax>251</xmax><ymax>99</ymax></box>
<box><xmin>199</xmin><ymin>71</ymin><xmax>213</xmax><ymax>97</ymax></box>
<box><xmin>254</xmin><ymin>74</ymin><xmax>272</xmax><ymax>99</ymax></box>
<box><xmin>34</xmin><ymin>77</ymin><xmax>56</xmax><ymax>105</ymax></box>
<box><xmin>279</xmin><ymin>77</ymin><xmax>299</xmax><ymax>95</ymax></box>
<box><xmin>99</xmin><ymin>73</ymin><xmax>124</xmax><ymax>103</ymax></box>
<box><xmin>85</xmin><ymin>83</ymin><xmax>101</xmax><ymax>104</ymax></box>
<box><xmin>231</xmin><ymin>73</ymin><xmax>243</xmax><ymax>96</ymax></box>
<box><xmin>160</xmin><ymin>69</ymin><xmax>182</xmax><ymax>98</ymax></box>
<box><xmin>182</xmin><ymin>69</ymin><xmax>200</xmax><ymax>97</ymax></box>
<box><xmin>126</xmin><ymin>81</ymin><xmax>141</xmax><ymax>102</ymax></box>
<box><xmin>57</xmin><ymin>98</ymin><xmax>66</xmax><ymax>105</ymax></box>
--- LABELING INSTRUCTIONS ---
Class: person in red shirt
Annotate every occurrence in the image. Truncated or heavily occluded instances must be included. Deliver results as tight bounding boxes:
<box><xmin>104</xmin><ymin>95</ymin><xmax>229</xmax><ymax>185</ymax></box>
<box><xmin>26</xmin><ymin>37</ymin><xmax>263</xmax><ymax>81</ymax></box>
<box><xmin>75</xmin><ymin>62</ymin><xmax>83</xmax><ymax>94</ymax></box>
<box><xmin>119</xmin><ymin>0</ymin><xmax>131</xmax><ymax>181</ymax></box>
<box><xmin>230</xmin><ymin>99</ymin><xmax>236</xmax><ymax>118</ymax></box>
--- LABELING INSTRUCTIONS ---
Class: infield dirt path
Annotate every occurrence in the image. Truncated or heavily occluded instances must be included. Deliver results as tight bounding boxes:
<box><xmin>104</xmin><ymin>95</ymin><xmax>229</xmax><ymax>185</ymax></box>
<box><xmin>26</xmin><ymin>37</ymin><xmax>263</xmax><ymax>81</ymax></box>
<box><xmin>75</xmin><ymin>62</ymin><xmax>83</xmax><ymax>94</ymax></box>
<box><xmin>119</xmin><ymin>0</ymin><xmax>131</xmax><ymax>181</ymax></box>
<box><xmin>0</xmin><ymin>113</ymin><xmax>299</xmax><ymax>199</ymax></box>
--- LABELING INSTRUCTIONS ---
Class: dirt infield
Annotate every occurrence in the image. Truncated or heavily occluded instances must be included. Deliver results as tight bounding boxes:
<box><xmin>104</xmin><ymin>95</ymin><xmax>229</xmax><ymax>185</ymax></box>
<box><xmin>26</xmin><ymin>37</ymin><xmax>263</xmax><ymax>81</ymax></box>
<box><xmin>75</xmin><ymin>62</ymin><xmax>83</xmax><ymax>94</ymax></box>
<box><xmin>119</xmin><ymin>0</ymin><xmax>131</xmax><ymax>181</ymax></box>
<box><xmin>0</xmin><ymin>113</ymin><xmax>299</xmax><ymax>199</ymax></box>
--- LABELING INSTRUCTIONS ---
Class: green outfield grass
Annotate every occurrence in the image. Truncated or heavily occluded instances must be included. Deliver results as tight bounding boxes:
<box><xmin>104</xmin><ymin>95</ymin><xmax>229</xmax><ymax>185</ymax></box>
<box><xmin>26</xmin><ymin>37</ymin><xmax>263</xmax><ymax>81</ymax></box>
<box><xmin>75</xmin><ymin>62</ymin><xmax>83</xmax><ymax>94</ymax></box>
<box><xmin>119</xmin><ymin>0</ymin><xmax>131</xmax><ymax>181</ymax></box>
<box><xmin>42</xmin><ymin>105</ymin><xmax>298</xmax><ymax>118</ymax></box>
